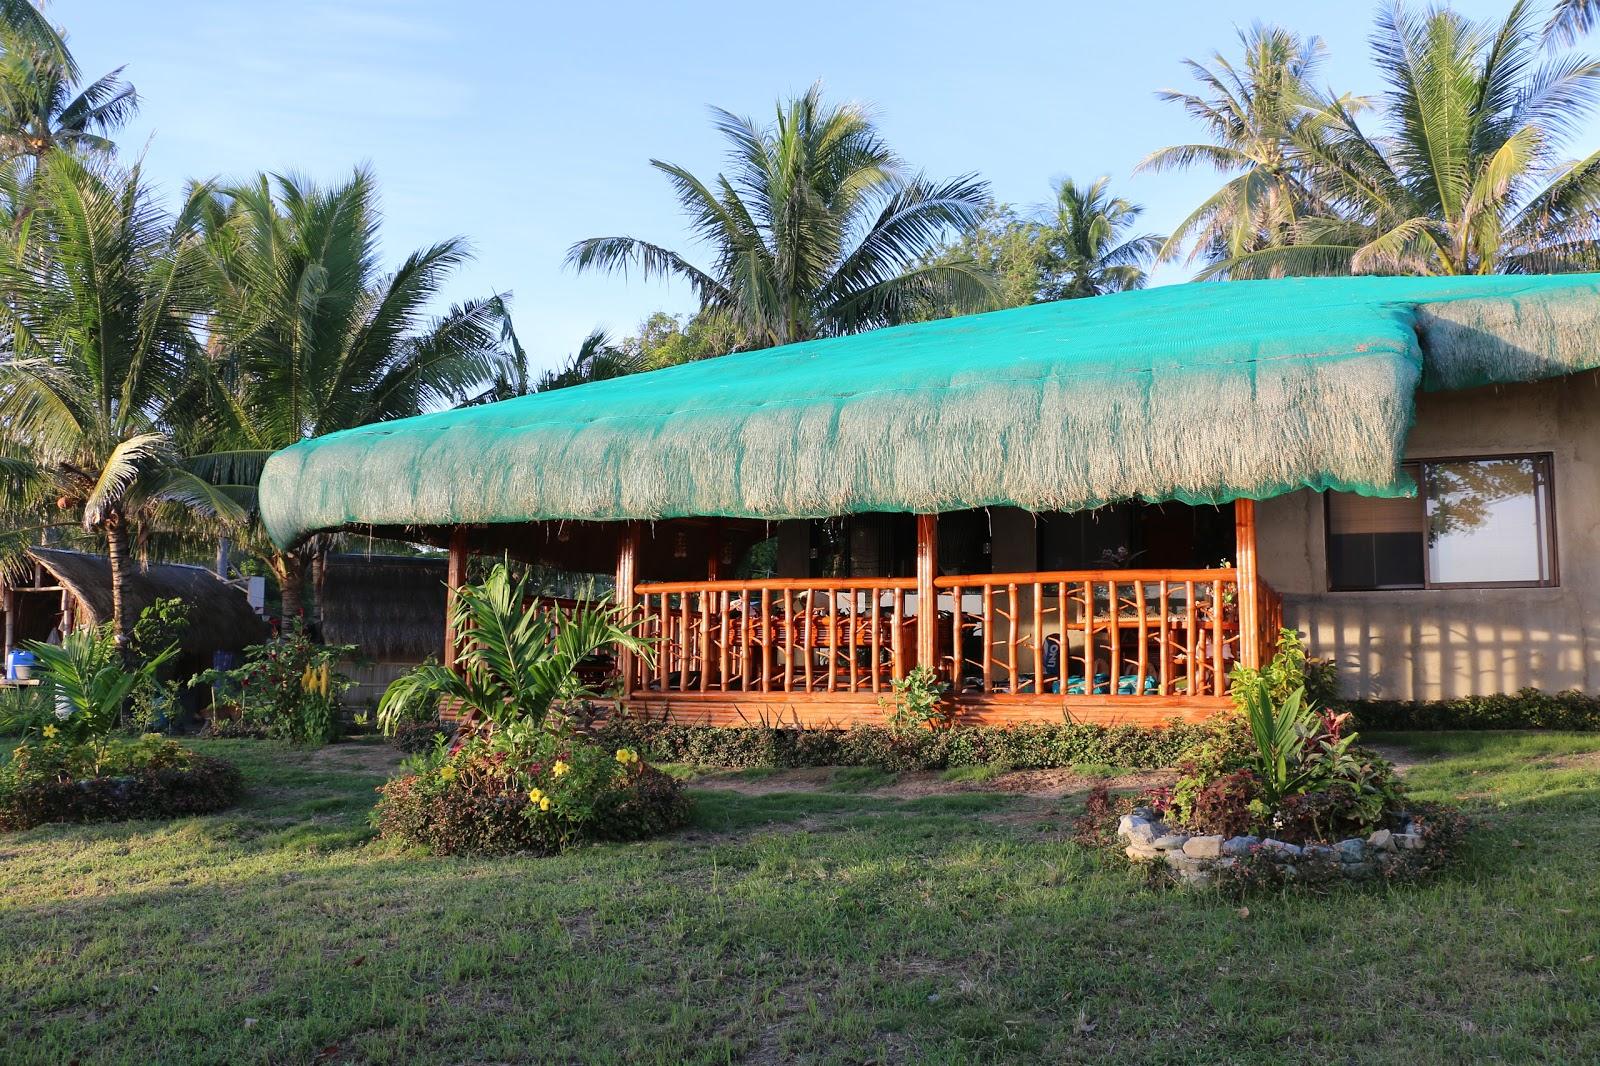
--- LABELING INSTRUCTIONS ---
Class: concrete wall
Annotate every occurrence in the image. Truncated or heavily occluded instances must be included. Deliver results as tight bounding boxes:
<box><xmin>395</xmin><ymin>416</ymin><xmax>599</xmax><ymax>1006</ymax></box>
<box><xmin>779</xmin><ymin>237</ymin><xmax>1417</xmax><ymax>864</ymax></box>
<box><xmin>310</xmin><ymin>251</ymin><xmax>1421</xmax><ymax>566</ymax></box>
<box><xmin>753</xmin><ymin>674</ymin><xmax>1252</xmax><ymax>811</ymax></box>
<box><xmin>1257</xmin><ymin>374</ymin><xmax>1600</xmax><ymax>701</ymax></box>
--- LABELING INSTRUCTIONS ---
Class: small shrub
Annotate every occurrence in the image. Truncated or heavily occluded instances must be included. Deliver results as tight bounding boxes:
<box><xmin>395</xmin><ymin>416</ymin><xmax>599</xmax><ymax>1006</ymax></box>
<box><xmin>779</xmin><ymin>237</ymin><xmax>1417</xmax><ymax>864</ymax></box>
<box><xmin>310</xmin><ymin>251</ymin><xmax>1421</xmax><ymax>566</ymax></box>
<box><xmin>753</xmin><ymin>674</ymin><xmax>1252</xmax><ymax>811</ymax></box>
<box><xmin>1350</xmin><ymin>688</ymin><xmax>1600</xmax><ymax>731</ymax></box>
<box><xmin>1070</xmin><ymin>782</ymin><xmax>1128</xmax><ymax>847</ymax></box>
<box><xmin>374</xmin><ymin>725</ymin><xmax>689</xmax><ymax>856</ymax></box>
<box><xmin>1184</xmin><ymin>769</ymin><xmax>1262</xmax><ymax>838</ymax></box>
<box><xmin>194</xmin><ymin>630</ymin><xmax>355</xmax><ymax>745</ymax></box>
<box><xmin>879</xmin><ymin>665</ymin><xmax>950</xmax><ymax>733</ymax></box>
<box><xmin>598</xmin><ymin>718</ymin><xmax>1229</xmax><ymax>773</ymax></box>
<box><xmin>0</xmin><ymin>734</ymin><xmax>242</xmax><ymax>831</ymax></box>
<box><xmin>1229</xmin><ymin>628</ymin><xmax>1339</xmax><ymax>711</ymax></box>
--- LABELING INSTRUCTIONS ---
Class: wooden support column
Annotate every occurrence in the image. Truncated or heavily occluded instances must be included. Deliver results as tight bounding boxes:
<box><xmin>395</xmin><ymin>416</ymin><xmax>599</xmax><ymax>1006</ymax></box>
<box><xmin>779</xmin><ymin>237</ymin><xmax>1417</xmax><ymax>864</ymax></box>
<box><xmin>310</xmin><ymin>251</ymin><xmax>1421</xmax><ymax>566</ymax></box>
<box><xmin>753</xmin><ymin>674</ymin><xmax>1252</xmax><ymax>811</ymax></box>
<box><xmin>915</xmin><ymin>514</ymin><xmax>939</xmax><ymax>675</ymax></box>
<box><xmin>443</xmin><ymin>526</ymin><xmax>469</xmax><ymax>672</ymax></box>
<box><xmin>615</xmin><ymin>521</ymin><xmax>640</xmax><ymax>696</ymax></box>
<box><xmin>1234</xmin><ymin>499</ymin><xmax>1261</xmax><ymax>670</ymax></box>
<box><xmin>2</xmin><ymin>587</ymin><xmax>12</xmax><ymax>661</ymax></box>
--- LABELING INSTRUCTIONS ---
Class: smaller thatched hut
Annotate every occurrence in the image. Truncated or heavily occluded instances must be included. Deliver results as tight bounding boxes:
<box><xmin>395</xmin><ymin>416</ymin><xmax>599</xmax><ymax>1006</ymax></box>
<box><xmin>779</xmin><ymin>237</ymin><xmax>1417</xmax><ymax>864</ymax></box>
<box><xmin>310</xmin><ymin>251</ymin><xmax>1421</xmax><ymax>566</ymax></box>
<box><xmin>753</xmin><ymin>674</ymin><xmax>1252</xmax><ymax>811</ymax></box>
<box><xmin>2</xmin><ymin>548</ymin><xmax>268</xmax><ymax>675</ymax></box>
<box><xmin>318</xmin><ymin>554</ymin><xmax>447</xmax><ymax>706</ymax></box>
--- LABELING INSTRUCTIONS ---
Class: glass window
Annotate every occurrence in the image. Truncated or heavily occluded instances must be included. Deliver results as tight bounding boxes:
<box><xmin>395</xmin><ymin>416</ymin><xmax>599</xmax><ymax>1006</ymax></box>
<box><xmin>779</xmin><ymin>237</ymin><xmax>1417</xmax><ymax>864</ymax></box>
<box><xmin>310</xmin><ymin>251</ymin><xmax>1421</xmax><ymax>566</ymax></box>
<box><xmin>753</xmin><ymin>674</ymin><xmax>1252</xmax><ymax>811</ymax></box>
<box><xmin>1425</xmin><ymin>456</ymin><xmax>1555</xmax><ymax>586</ymax></box>
<box><xmin>1326</xmin><ymin>454</ymin><xmax>1556</xmax><ymax>590</ymax></box>
<box><xmin>1327</xmin><ymin>482</ymin><xmax>1426</xmax><ymax>590</ymax></box>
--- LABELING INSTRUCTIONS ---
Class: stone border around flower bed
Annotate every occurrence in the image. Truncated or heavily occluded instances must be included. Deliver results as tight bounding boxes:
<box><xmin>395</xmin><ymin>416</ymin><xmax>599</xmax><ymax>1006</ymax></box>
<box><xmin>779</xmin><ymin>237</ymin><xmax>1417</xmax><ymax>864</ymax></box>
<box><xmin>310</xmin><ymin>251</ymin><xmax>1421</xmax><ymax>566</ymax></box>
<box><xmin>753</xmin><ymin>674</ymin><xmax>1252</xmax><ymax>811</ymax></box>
<box><xmin>1116</xmin><ymin>808</ymin><xmax>1430</xmax><ymax>887</ymax></box>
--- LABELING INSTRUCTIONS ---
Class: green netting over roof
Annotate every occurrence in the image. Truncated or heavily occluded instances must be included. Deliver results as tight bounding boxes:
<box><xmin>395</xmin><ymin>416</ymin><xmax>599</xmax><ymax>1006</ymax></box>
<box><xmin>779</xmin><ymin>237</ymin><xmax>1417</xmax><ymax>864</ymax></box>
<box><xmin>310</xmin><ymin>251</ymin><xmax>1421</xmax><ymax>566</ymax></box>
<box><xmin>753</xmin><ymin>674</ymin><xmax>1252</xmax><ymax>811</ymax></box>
<box><xmin>258</xmin><ymin>274</ymin><xmax>1600</xmax><ymax>548</ymax></box>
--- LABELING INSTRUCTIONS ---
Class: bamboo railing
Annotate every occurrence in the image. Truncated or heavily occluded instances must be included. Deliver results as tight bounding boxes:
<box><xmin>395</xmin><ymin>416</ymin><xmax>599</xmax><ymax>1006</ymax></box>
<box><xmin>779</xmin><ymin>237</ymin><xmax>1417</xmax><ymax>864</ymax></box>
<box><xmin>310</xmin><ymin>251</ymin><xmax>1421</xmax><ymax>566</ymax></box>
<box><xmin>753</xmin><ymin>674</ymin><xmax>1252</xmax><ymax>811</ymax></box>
<box><xmin>628</xmin><ymin>568</ymin><xmax>1255</xmax><ymax>700</ymax></box>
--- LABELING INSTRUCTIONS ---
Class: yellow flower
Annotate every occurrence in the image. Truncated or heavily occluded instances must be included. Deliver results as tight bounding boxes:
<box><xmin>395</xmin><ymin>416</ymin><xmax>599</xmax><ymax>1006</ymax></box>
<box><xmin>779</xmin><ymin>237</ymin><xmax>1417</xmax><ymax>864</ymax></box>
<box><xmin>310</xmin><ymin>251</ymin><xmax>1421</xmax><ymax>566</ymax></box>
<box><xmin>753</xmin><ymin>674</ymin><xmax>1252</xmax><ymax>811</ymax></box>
<box><xmin>438</xmin><ymin>764</ymin><xmax>457</xmax><ymax>782</ymax></box>
<box><xmin>615</xmin><ymin>748</ymin><xmax>639</xmax><ymax>766</ymax></box>
<box><xmin>538</xmin><ymin>796</ymin><xmax>551</xmax><ymax>812</ymax></box>
<box><xmin>551</xmin><ymin>760</ymin><xmax>570</xmax><ymax>778</ymax></box>
<box><xmin>528</xmin><ymin>787</ymin><xmax>544</xmax><ymax>804</ymax></box>
<box><xmin>41</xmin><ymin>724</ymin><xmax>58</xmax><ymax>739</ymax></box>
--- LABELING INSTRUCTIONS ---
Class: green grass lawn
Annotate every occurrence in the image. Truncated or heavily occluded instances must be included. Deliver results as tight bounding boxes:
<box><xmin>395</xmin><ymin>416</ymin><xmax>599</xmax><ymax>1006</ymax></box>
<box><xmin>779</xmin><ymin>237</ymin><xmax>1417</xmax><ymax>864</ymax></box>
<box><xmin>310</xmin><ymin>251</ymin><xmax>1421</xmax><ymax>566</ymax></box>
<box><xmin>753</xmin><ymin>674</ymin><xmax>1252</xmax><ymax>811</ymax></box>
<box><xmin>1</xmin><ymin>732</ymin><xmax>1598</xmax><ymax>1064</ymax></box>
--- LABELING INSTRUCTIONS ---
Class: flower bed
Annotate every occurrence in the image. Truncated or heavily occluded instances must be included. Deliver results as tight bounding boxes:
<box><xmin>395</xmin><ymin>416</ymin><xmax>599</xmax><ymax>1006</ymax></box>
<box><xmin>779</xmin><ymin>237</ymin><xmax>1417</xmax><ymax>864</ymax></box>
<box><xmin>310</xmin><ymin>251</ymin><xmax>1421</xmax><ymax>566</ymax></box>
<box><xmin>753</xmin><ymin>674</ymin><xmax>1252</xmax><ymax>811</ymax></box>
<box><xmin>0</xmin><ymin>735</ymin><xmax>243</xmax><ymax>831</ymax></box>
<box><xmin>374</xmin><ymin>736</ymin><xmax>690</xmax><ymax>856</ymax></box>
<box><xmin>1116</xmin><ymin>803</ymin><xmax>1465</xmax><ymax>888</ymax></box>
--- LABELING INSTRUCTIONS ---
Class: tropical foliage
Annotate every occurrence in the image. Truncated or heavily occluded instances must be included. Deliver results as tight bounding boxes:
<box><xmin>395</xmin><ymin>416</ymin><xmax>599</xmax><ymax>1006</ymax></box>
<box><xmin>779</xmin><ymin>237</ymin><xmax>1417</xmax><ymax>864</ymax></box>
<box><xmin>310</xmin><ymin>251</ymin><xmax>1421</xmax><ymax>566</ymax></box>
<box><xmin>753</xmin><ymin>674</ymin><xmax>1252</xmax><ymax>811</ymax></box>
<box><xmin>377</xmin><ymin>563</ymin><xmax>647</xmax><ymax>734</ymax></box>
<box><xmin>569</xmin><ymin>83</ymin><xmax>993</xmax><ymax>351</ymax></box>
<box><xmin>190</xmin><ymin>169</ymin><xmax>511</xmax><ymax>624</ymax></box>
<box><xmin>194</xmin><ymin>630</ymin><xmax>356</xmax><ymax>745</ymax></box>
<box><xmin>0</xmin><ymin>156</ymin><xmax>242</xmax><ymax>644</ymax></box>
<box><xmin>0</xmin><ymin>0</ymin><xmax>135</xmax><ymax>164</ymax></box>
<box><xmin>26</xmin><ymin>624</ymin><xmax>175</xmax><ymax>743</ymax></box>
<box><xmin>1035</xmin><ymin>176</ymin><xmax>1163</xmax><ymax>298</ymax></box>
<box><xmin>1154</xmin><ymin>2</ymin><xmax>1600</xmax><ymax>277</ymax></box>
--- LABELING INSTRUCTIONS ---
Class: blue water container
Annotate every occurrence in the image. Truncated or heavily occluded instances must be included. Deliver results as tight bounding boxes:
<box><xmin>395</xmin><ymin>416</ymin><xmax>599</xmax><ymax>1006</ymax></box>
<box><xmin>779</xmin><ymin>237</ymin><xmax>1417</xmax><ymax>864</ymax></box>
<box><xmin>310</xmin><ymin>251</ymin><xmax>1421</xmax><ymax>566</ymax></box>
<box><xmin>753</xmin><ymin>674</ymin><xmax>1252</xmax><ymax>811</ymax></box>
<box><xmin>6</xmin><ymin>649</ymin><xmax>36</xmax><ymax>681</ymax></box>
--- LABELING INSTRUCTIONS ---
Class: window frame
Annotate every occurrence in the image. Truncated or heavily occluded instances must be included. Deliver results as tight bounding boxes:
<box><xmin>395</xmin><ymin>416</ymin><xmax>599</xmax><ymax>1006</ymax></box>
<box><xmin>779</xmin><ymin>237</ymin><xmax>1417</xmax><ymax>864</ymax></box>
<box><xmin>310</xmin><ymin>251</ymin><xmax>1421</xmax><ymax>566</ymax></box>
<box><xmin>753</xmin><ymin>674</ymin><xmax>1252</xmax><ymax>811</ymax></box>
<box><xmin>1324</xmin><ymin>451</ymin><xmax>1559</xmax><ymax>592</ymax></box>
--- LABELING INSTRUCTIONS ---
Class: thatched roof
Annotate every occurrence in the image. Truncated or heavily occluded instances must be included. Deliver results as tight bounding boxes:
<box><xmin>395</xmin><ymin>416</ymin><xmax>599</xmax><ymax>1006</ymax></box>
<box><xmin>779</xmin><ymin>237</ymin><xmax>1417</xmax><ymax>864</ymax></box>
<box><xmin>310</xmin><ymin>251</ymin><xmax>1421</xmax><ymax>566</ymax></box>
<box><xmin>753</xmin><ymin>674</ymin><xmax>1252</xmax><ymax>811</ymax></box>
<box><xmin>319</xmin><ymin>554</ymin><xmax>446</xmax><ymax>662</ymax></box>
<box><xmin>27</xmin><ymin>548</ymin><xmax>267</xmax><ymax>658</ymax></box>
<box><xmin>257</xmin><ymin>274</ymin><xmax>1600</xmax><ymax>548</ymax></box>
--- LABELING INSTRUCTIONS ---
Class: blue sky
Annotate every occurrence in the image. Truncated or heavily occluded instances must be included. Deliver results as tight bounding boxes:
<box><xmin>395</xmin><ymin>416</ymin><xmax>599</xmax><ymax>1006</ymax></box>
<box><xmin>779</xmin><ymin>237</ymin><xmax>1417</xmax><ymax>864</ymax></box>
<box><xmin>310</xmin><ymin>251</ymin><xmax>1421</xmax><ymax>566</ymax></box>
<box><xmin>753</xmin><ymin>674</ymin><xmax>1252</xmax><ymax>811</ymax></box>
<box><xmin>57</xmin><ymin>0</ymin><xmax>1594</xmax><ymax>376</ymax></box>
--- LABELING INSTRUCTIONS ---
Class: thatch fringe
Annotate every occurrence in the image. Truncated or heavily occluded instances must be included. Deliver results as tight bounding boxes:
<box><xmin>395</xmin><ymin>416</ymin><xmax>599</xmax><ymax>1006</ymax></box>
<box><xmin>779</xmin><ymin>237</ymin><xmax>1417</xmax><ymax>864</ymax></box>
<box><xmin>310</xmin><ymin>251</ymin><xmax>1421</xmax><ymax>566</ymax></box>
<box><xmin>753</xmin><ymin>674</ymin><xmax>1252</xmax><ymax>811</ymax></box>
<box><xmin>258</xmin><ymin>274</ymin><xmax>1600</xmax><ymax>548</ymax></box>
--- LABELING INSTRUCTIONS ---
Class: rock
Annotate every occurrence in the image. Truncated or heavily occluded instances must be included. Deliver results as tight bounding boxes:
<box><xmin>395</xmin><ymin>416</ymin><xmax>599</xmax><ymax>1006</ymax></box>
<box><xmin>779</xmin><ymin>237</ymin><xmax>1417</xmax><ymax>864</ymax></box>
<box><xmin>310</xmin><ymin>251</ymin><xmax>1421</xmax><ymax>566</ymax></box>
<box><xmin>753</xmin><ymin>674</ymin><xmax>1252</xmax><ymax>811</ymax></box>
<box><xmin>1166</xmin><ymin>852</ymin><xmax>1208</xmax><ymax>873</ymax></box>
<box><xmin>1151</xmin><ymin>833</ymin><xmax>1190</xmax><ymax>851</ymax></box>
<box><xmin>1117</xmin><ymin>814</ymin><xmax>1148</xmax><ymax>838</ymax></box>
<box><xmin>1261</xmin><ymin>838</ymin><xmax>1303</xmax><ymax>860</ymax></box>
<box><xmin>1302</xmin><ymin>844</ymin><xmax>1336</xmax><ymax>863</ymax></box>
<box><xmin>1335</xmin><ymin>838</ymin><xmax>1367</xmax><ymax>863</ymax></box>
<box><xmin>1183</xmin><ymin>835</ymin><xmax>1225</xmax><ymax>859</ymax></box>
<box><xmin>1394</xmin><ymin>833</ymin><xmax>1423</xmax><ymax>851</ymax></box>
<box><xmin>1124</xmin><ymin>845</ymin><xmax>1162</xmax><ymax>863</ymax></box>
<box><xmin>1341</xmin><ymin>861</ymin><xmax>1375</xmax><ymax>879</ymax></box>
<box><xmin>1280</xmin><ymin>863</ymin><xmax>1300</xmax><ymax>880</ymax></box>
<box><xmin>1131</xmin><ymin>806</ymin><xmax>1155</xmax><ymax>820</ymax></box>
<box><xmin>1368</xmin><ymin>829</ymin><xmax>1396</xmax><ymax>852</ymax></box>
<box><xmin>1221</xmin><ymin>835</ymin><xmax>1260</xmax><ymax>858</ymax></box>
<box><xmin>1126</xmin><ymin>822</ymin><xmax>1160</xmax><ymax>845</ymax></box>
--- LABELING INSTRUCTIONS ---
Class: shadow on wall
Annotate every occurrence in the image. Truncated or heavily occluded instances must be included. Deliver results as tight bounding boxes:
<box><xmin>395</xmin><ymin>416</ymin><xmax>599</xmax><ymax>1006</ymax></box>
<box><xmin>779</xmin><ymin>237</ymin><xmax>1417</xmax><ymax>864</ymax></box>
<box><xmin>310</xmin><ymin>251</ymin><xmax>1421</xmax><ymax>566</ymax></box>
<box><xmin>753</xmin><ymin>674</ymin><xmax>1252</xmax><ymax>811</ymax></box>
<box><xmin>1285</xmin><ymin>592</ymin><xmax>1591</xmax><ymax>701</ymax></box>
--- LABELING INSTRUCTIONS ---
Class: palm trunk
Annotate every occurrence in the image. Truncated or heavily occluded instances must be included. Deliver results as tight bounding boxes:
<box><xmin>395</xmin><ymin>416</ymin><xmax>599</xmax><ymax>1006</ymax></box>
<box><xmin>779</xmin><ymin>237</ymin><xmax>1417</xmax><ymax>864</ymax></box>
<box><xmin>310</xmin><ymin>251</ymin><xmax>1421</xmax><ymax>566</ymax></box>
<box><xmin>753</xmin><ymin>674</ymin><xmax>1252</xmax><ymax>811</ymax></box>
<box><xmin>277</xmin><ymin>549</ymin><xmax>307</xmax><ymax>634</ymax></box>
<box><xmin>104</xmin><ymin>513</ymin><xmax>133</xmax><ymax>656</ymax></box>
<box><xmin>309</xmin><ymin>538</ymin><xmax>328</xmax><ymax>641</ymax></box>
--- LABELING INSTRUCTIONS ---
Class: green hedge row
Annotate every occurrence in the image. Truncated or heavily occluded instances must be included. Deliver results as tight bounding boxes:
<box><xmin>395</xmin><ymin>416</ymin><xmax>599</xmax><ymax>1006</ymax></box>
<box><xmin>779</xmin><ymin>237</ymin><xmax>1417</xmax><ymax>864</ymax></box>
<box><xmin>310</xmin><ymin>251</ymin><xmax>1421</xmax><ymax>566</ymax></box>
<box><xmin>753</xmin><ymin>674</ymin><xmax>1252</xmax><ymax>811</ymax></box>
<box><xmin>1347</xmin><ymin>688</ymin><xmax>1600</xmax><ymax>731</ymax></box>
<box><xmin>596</xmin><ymin>719</ymin><xmax>1227</xmax><ymax>773</ymax></box>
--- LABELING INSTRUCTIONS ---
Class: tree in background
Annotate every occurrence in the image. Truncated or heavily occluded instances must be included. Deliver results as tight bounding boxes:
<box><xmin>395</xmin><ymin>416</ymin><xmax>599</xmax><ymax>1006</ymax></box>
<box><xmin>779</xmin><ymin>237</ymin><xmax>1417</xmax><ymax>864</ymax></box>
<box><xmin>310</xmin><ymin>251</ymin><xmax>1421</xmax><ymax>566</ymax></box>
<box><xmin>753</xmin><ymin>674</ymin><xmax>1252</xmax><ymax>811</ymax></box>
<box><xmin>0</xmin><ymin>0</ymin><xmax>135</xmax><ymax>164</ymax></box>
<box><xmin>568</xmin><ymin>84</ymin><xmax>994</xmax><ymax>351</ymax></box>
<box><xmin>0</xmin><ymin>155</ymin><xmax>241</xmax><ymax>648</ymax></box>
<box><xmin>1155</xmin><ymin>2</ymin><xmax>1600</xmax><ymax>277</ymax></box>
<box><xmin>1139</xmin><ymin>23</ymin><xmax>1334</xmax><ymax>273</ymax></box>
<box><xmin>1035</xmin><ymin>176</ymin><xmax>1163</xmax><ymax>298</ymax></box>
<box><xmin>192</xmin><ymin>169</ymin><xmax>510</xmax><ymax>628</ymax></box>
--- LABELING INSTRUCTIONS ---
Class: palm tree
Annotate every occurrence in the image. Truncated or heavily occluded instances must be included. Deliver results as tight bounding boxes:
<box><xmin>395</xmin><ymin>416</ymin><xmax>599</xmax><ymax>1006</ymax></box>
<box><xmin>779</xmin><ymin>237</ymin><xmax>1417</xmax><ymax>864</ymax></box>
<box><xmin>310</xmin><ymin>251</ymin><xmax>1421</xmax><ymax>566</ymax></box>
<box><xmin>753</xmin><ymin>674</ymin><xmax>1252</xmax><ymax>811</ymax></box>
<box><xmin>1547</xmin><ymin>0</ymin><xmax>1599</xmax><ymax>43</ymax></box>
<box><xmin>1215</xmin><ymin>1</ymin><xmax>1600</xmax><ymax>277</ymax></box>
<box><xmin>0</xmin><ymin>1</ymin><xmax>136</xmax><ymax>163</ymax></box>
<box><xmin>0</xmin><ymin>154</ymin><xmax>241</xmax><ymax>648</ymax></box>
<box><xmin>1139</xmin><ymin>23</ymin><xmax>1336</xmax><ymax>271</ymax></box>
<box><xmin>1035</xmin><ymin>177</ymin><xmax>1164</xmax><ymax>299</ymax></box>
<box><xmin>568</xmin><ymin>84</ymin><xmax>994</xmax><ymax>350</ymax></box>
<box><xmin>533</xmin><ymin>329</ymin><xmax>645</xmax><ymax>392</ymax></box>
<box><xmin>193</xmin><ymin>169</ymin><xmax>511</xmax><ymax>628</ymax></box>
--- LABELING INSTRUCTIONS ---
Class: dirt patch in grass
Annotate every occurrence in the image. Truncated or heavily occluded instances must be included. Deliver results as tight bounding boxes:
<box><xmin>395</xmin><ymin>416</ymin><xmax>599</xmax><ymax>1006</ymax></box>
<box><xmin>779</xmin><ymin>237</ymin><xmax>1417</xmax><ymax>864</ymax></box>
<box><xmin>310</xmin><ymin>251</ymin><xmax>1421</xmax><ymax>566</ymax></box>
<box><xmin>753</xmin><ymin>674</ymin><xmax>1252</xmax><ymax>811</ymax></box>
<box><xmin>687</xmin><ymin>767</ymin><xmax>838</xmax><ymax>795</ymax></box>
<box><xmin>880</xmin><ymin>767</ymin><xmax>1175</xmax><ymax>800</ymax></box>
<box><xmin>687</xmin><ymin>764</ymin><xmax>1174</xmax><ymax>803</ymax></box>
<box><xmin>304</xmin><ymin>742</ymin><xmax>404</xmax><ymax>776</ymax></box>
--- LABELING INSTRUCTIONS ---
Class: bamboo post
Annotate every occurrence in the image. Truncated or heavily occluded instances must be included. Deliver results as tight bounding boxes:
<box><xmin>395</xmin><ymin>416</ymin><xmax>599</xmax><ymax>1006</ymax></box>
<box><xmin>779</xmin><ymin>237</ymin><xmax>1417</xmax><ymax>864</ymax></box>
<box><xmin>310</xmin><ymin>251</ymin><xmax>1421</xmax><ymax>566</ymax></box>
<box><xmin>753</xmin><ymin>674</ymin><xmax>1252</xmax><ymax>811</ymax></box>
<box><xmin>614</xmin><ymin>522</ymin><xmax>639</xmax><ymax>694</ymax></box>
<box><xmin>915</xmin><ymin>514</ymin><xmax>939</xmax><ymax>677</ymax></box>
<box><xmin>1235</xmin><ymin>499</ymin><xmax>1262</xmax><ymax>670</ymax></box>
<box><xmin>443</xmin><ymin>527</ymin><xmax>469</xmax><ymax>673</ymax></box>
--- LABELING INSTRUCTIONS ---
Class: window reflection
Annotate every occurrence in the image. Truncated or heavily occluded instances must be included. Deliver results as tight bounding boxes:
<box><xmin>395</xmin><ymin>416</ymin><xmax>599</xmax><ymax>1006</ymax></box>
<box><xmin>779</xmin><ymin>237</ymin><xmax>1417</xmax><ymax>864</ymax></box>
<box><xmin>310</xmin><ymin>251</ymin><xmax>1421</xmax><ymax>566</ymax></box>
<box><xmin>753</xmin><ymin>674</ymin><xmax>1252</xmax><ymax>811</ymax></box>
<box><xmin>1425</xmin><ymin>457</ymin><xmax>1553</xmax><ymax>585</ymax></box>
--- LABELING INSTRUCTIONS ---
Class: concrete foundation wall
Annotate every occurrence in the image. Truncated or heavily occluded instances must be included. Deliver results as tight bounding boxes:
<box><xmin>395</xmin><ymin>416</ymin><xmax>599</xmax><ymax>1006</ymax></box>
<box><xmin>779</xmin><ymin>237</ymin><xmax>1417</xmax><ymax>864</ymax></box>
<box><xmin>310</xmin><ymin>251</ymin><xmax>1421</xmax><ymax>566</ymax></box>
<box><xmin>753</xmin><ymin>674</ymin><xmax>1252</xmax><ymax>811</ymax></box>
<box><xmin>1257</xmin><ymin>374</ymin><xmax>1600</xmax><ymax>701</ymax></box>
